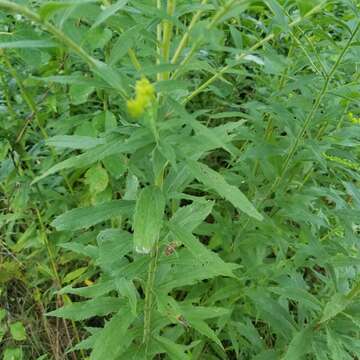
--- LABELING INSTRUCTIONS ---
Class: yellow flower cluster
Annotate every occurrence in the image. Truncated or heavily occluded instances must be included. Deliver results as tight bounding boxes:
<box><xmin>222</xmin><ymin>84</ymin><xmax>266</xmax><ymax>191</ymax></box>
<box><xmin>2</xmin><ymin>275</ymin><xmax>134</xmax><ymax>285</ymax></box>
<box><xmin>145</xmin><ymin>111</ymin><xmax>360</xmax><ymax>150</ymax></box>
<box><xmin>349</xmin><ymin>112</ymin><xmax>360</xmax><ymax>124</ymax></box>
<box><xmin>127</xmin><ymin>77</ymin><xmax>155</xmax><ymax>118</ymax></box>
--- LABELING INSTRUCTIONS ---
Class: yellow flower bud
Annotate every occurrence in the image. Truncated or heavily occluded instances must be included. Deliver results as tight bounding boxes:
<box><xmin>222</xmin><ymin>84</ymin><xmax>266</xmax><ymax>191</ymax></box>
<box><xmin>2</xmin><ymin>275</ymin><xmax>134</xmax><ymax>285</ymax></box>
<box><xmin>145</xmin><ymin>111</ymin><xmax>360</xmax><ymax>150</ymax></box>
<box><xmin>127</xmin><ymin>77</ymin><xmax>155</xmax><ymax>118</ymax></box>
<box><xmin>135</xmin><ymin>77</ymin><xmax>155</xmax><ymax>100</ymax></box>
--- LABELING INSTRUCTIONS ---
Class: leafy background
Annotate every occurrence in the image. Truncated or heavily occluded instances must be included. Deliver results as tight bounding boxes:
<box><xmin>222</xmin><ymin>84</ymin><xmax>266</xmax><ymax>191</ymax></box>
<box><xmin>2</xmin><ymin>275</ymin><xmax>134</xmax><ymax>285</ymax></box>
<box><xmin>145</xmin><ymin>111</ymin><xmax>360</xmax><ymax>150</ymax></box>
<box><xmin>1</xmin><ymin>0</ymin><xmax>360</xmax><ymax>359</ymax></box>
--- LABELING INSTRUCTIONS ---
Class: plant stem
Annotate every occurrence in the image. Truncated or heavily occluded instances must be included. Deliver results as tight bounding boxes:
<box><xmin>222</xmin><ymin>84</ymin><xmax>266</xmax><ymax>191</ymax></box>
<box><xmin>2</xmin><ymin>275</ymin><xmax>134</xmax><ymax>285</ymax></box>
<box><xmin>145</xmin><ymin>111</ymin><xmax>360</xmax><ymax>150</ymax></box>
<box><xmin>269</xmin><ymin>21</ymin><xmax>360</xmax><ymax>193</ymax></box>
<box><xmin>171</xmin><ymin>0</ymin><xmax>208</xmax><ymax>64</ymax></box>
<box><xmin>183</xmin><ymin>0</ymin><xmax>328</xmax><ymax>103</ymax></box>
<box><xmin>143</xmin><ymin>244</ymin><xmax>160</xmax><ymax>358</ymax></box>
<box><xmin>156</xmin><ymin>0</ymin><xmax>162</xmax><ymax>82</ymax></box>
<box><xmin>172</xmin><ymin>0</ymin><xmax>237</xmax><ymax>79</ymax></box>
<box><xmin>162</xmin><ymin>0</ymin><xmax>176</xmax><ymax>80</ymax></box>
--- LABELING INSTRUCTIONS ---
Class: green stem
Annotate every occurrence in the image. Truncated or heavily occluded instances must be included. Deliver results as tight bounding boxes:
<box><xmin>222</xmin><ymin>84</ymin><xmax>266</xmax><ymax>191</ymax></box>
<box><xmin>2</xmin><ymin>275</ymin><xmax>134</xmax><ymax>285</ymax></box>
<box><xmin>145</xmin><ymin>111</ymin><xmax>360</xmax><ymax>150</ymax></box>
<box><xmin>156</xmin><ymin>0</ymin><xmax>162</xmax><ymax>82</ymax></box>
<box><xmin>183</xmin><ymin>0</ymin><xmax>327</xmax><ymax>103</ymax></box>
<box><xmin>162</xmin><ymin>0</ymin><xmax>176</xmax><ymax>80</ymax></box>
<box><xmin>172</xmin><ymin>0</ymin><xmax>237</xmax><ymax>79</ymax></box>
<box><xmin>171</xmin><ymin>0</ymin><xmax>208</xmax><ymax>64</ymax></box>
<box><xmin>143</xmin><ymin>245</ymin><xmax>160</xmax><ymax>358</ymax></box>
<box><xmin>270</xmin><ymin>21</ymin><xmax>360</xmax><ymax>193</ymax></box>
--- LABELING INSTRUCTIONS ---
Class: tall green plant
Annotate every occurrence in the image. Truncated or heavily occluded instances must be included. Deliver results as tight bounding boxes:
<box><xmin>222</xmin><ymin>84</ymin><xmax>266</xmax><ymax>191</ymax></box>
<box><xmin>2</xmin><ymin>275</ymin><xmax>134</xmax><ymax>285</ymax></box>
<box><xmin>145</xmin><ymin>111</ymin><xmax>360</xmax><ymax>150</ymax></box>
<box><xmin>1</xmin><ymin>0</ymin><xmax>360</xmax><ymax>359</ymax></box>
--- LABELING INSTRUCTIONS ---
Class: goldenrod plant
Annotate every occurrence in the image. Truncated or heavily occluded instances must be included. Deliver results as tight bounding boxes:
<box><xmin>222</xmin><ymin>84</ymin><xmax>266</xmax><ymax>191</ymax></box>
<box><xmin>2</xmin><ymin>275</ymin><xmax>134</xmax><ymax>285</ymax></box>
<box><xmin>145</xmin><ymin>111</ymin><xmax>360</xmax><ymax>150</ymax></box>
<box><xmin>0</xmin><ymin>0</ymin><xmax>360</xmax><ymax>359</ymax></box>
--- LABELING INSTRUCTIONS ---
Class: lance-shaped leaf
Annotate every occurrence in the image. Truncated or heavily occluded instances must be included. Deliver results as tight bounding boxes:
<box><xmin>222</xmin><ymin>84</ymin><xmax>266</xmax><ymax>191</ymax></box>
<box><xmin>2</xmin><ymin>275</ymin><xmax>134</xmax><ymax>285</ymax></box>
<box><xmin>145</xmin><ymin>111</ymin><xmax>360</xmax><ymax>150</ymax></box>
<box><xmin>187</xmin><ymin>160</ymin><xmax>263</xmax><ymax>221</ymax></box>
<box><xmin>133</xmin><ymin>186</ymin><xmax>165</xmax><ymax>254</ymax></box>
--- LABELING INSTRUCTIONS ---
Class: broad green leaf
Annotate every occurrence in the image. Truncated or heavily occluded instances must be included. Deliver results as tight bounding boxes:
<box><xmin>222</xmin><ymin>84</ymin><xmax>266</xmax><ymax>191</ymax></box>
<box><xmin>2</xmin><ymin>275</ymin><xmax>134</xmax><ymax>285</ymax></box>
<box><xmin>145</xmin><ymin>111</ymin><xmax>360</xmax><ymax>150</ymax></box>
<box><xmin>46</xmin><ymin>135</ymin><xmax>105</xmax><ymax>149</ymax></box>
<box><xmin>10</xmin><ymin>322</ymin><xmax>27</xmax><ymax>341</ymax></box>
<box><xmin>133</xmin><ymin>186</ymin><xmax>165</xmax><ymax>254</ymax></box>
<box><xmin>187</xmin><ymin>160</ymin><xmax>263</xmax><ymax>221</ymax></box>
<box><xmin>51</xmin><ymin>200</ymin><xmax>134</xmax><ymax>231</ymax></box>
<box><xmin>97</xmin><ymin>229</ymin><xmax>133</xmax><ymax>273</ymax></box>
<box><xmin>90</xmin><ymin>307</ymin><xmax>135</xmax><ymax>360</ymax></box>
<box><xmin>3</xmin><ymin>348</ymin><xmax>23</xmax><ymax>360</ymax></box>
<box><xmin>47</xmin><ymin>297</ymin><xmax>122</xmax><ymax>320</ymax></box>
<box><xmin>85</xmin><ymin>164</ymin><xmax>109</xmax><ymax>194</ymax></box>
<box><xmin>69</xmin><ymin>83</ymin><xmax>95</xmax><ymax>105</ymax></box>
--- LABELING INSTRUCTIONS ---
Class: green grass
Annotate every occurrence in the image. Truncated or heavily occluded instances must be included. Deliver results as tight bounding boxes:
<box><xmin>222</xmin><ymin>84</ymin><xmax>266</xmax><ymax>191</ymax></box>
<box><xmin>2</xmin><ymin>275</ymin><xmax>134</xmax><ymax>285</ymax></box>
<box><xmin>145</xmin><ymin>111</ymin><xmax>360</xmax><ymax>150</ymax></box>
<box><xmin>1</xmin><ymin>0</ymin><xmax>360</xmax><ymax>359</ymax></box>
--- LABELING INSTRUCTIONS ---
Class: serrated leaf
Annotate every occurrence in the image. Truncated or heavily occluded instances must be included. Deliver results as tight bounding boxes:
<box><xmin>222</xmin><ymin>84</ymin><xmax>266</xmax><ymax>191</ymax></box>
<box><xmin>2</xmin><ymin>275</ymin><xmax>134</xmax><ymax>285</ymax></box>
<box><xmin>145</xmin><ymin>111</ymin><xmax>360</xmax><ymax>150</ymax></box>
<box><xmin>187</xmin><ymin>160</ymin><xmax>263</xmax><ymax>221</ymax></box>
<box><xmin>47</xmin><ymin>297</ymin><xmax>122</xmax><ymax>320</ymax></box>
<box><xmin>51</xmin><ymin>200</ymin><xmax>134</xmax><ymax>231</ymax></box>
<box><xmin>169</xmin><ymin>223</ymin><xmax>237</xmax><ymax>278</ymax></box>
<box><xmin>282</xmin><ymin>327</ymin><xmax>313</xmax><ymax>360</ymax></box>
<box><xmin>319</xmin><ymin>293</ymin><xmax>350</xmax><ymax>324</ymax></box>
<box><xmin>90</xmin><ymin>307</ymin><xmax>135</xmax><ymax>360</ymax></box>
<box><xmin>133</xmin><ymin>186</ymin><xmax>165</xmax><ymax>254</ymax></box>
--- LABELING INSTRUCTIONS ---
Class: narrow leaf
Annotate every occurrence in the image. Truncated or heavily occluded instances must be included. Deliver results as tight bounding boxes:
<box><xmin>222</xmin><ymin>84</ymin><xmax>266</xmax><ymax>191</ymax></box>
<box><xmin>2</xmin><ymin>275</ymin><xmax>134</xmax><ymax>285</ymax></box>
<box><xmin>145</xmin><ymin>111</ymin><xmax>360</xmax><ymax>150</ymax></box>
<box><xmin>51</xmin><ymin>200</ymin><xmax>134</xmax><ymax>231</ymax></box>
<box><xmin>187</xmin><ymin>160</ymin><xmax>263</xmax><ymax>221</ymax></box>
<box><xmin>47</xmin><ymin>297</ymin><xmax>122</xmax><ymax>320</ymax></box>
<box><xmin>90</xmin><ymin>307</ymin><xmax>135</xmax><ymax>360</ymax></box>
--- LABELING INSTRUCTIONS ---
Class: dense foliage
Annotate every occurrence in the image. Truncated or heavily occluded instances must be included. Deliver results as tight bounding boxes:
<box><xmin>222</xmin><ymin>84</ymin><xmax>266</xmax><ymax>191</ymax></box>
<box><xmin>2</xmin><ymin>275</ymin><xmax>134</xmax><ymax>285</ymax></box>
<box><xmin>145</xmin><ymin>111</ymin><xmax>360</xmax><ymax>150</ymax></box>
<box><xmin>1</xmin><ymin>0</ymin><xmax>360</xmax><ymax>359</ymax></box>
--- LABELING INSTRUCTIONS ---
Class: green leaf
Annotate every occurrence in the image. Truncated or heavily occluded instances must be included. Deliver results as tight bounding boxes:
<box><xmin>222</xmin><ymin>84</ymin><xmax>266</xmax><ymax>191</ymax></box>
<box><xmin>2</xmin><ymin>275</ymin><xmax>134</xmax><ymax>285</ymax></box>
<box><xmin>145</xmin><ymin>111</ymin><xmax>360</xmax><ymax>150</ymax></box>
<box><xmin>133</xmin><ymin>186</ymin><xmax>165</xmax><ymax>254</ymax></box>
<box><xmin>91</xmin><ymin>0</ymin><xmax>128</xmax><ymax>29</ymax></box>
<box><xmin>90</xmin><ymin>307</ymin><xmax>135</xmax><ymax>360</ymax></box>
<box><xmin>63</xmin><ymin>267</ymin><xmax>88</xmax><ymax>284</ymax></box>
<box><xmin>47</xmin><ymin>297</ymin><xmax>123</xmax><ymax>320</ymax></box>
<box><xmin>3</xmin><ymin>348</ymin><xmax>23</xmax><ymax>360</ymax></box>
<box><xmin>51</xmin><ymin>200</ymin><xmax>134</xmax><ymax>231</ymax></box>
<box><xmin>155</xmin><ymin>336</ymin><xmax>191</xmax><ymax>360</ymax></box>
<box><xmin>169</xmin><ymin>223</ymin><xmax>238</xmax><ymax>278</ymax></box>
<box><xmin>38</xmin><ymin>0</ymin><xmax>97</xmax><ymax>20</ymax></box>
<box><xmin>295</xmin><ymin>0</ymin><xmax>321</xmax><ymax>17</ymax></box>
<box><xmin>10</xmin><ymin>322</ymin><xmax>27</xmax><ymax>341</ymax></box>
<box><xmin>109</xmin><ymin>24</ymin><xmax>142</xmax><ymax>65</ymax></box>
<box><xmin>32</xmin><ymin>131</ymin><xmax>152</xmax><ymax>184</ymax></box>
<box><xmin>0</xmin><ymin>40</ymin><xmax>56</xmax><ymax>48</ymax></box>
<box><xmin>319</xmin><ymin>293</ymin><xmax>350</xmax><ymax>324</ymax></box>
<box><xmin>282</xmin><ymin>327</ymin><xmax>313</xmax><ymax>360</ymax></box>
<box><xmin>85</xmin><ymin>164</ymin><xmax>109</xmax><ymax>194</ymax></box>
<box><xmin>69</xmin><ymin>83</ymin><xmax>95</xmax><ymax>105</ymax></box>
<box><xmin>187</xmin><ymin>160</ymin><xmax>263</xmax><ymax>221</ymax></box>
<box><xmin>46</xmin><ymin>135</ymin><xmax>105</xmax><ymax>149</ymax></box>
<box><xmin>115</xmin><ymin>278</ymin><xmax>138</xmax><ymax>316</ymax></box>
<box><xmin>170</xmin><ymin>200</ymin><xmax>214</xmax><ymax>232</ymax></box>
<box><xmin>0</xmin><ymin>308</ymin><xmax>6</xmax><ymax>322</ymax></box>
